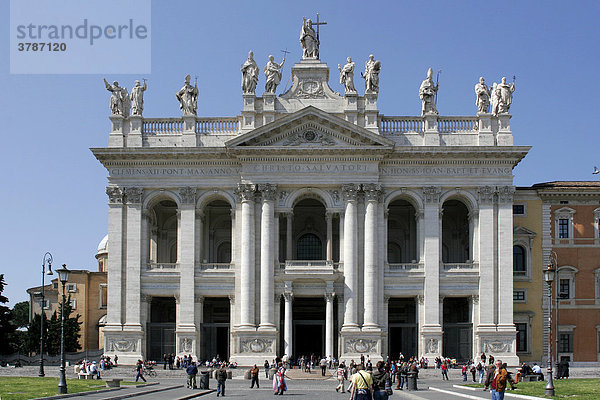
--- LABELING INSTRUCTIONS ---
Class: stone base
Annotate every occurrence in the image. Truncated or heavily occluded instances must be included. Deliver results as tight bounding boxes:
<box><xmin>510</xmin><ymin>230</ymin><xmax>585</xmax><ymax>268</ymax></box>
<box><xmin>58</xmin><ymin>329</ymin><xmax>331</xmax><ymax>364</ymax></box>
<box><xmin>477</xmin><ymin>330</ymin><xmax>519</xmax><ymax>366</ymax></box>
<box><xmin>103</xmin><ymin>328</ymin><xmax>144</xmax><ymax>365</ymax></box>
<box><xmin>176</xmin><ymin>328</ymin><xmax>198</xmax><ymax>358</ymax></box>
<box><xmin>229</xmin><ymin>328</ymin><xmax>277</xmax><ymax>366</ymax></box>
<box><xmin>340</xmin><ymin>330</ymin><xmax>382</xmax><ymax>362</ymax></box>
<box><xmin>420</xmin><ymin>329</ymin><xmax>443</xmax><ymax>360</ymax></box>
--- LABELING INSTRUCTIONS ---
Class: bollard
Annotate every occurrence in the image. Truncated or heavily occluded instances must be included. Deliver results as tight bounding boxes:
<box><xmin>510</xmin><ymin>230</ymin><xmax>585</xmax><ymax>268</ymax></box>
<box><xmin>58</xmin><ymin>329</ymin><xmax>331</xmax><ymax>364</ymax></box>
<box><xmin>407</xmin><ymin>371</ymin><xmax>418</xmax><ymax>391</ymax></box>
<box><xmin>199</xmin><ymin>371</ymin><xmax>210</xmax><ymax>389</ymax></box>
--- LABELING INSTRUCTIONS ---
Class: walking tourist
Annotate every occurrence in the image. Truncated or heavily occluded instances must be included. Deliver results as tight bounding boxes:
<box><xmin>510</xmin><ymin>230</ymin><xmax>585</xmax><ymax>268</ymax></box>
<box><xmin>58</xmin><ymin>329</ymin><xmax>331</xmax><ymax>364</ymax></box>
<box><xmin>335</xmin><ymin>362</ymin><xmax>347</xmax><ymax>393</ymax></box>
<box><xmin>264</xmin><ymin>360</ymin><xmax>270</xmax><ymax>378</ymax></box>
<box><xmin>350</xmin><ymin>364</ymin><xmax>373</xmax><ymax>400</ymax></box>
<box><xmin>216</xmin><ymin>364</ymin><xmax>228</xmax><ymax>396</ymax></box>
<box><xmin>372</xmin><ymin>361</ymin><xmax>392</xmax><ymax>400</ymax></box>
<box><xmin>320</xmin><ymin>357</ymin><xmax>328</xmax><ymax>376</ymax></box>
<box><xmin>485</xmin><ymin>360</ymin><xmax>507</xmax><ymax>400</ymax></box>
<box><xmin>250</xmin><ymin>364</ymin><xmax>260</xmax><ymax>388</ymax></box>
<box><xmin>135</xmin><ymin>360</ymin><xmax>146</xmax><ymax>382</ymax></box>
<box><xmin>273</xmin><ymin>362</ymin><xmax>287</xmax><ymax>395</ymax></box>
<box><xmin>186</xmin><ymin>361</ymin><xmax>198</xmax><ymax>389</ymax></box>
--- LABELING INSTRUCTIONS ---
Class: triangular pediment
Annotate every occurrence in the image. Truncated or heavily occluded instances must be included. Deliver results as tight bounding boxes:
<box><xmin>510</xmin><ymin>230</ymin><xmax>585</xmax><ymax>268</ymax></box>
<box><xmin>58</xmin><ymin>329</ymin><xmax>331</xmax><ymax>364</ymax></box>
<box><xmin>514</xmin><ymin>226</ymin><xmax>537</xmax><ymax>237</ymax></box>
<box><xmin>225</xmin><ymin>106</ymin><xmax>394</xmax><ymax>150</ymax></box>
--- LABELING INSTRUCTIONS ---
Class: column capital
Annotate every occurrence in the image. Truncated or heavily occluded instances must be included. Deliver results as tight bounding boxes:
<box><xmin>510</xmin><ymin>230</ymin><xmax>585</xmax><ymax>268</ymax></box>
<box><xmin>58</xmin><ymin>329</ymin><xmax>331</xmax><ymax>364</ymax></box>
<box><xmin>228</xmin><ymin>294</ymin><xmax>235</xmax><ymax>304</ymax></box>
<box><xmin>324</xmin><ymin>292</ymin><xmax>336</xmax><ymax>302</ymax></box>
<box><xmin>496</xmin><ymin>186</ymin><xmax>515</xmax><ymax>204</ymax></box>
<box><xmin>423</xmin><ymin>186</ymin><xmax>441</xmax><ymax>203</ymax></box>
<box><xmin>477</xmin><ymin>186</ymin><xmax>495</xmax><ymax>204</ymax></box>
<box><xmin>235</xmin><ymin>183</ymin><xmax>256</xmax><ymax>202</ymax></box>
<box><xmin>342</xmin><ymin>184</ymin><xmax>360</xmax><ymax>202</ymax></box>
<box><xmin>283</xmin><ymin>292</ymin><xmax>293</xmax><ymax>302</ymax></box>
<box><xmin>179</xmin><ymin>187</ymin><xmax>197</xmax><ymax>205</ymax></box>
<box><xmin>106</xmin><ymin>186</ymin><xmax>124</xmax><ymax>204</ymax></box>
<box><xmin>325</xmin><ymin>210</ymin><xmax>336</xmax><ymax>220</ymax></box>
<box><xmin>363</xmin><ymin>183</ymin><xmax>383</xmax><ymax>202</ymax></box>
<box><xmin>470</xmin><ymin>294</ymin><xmax>479</xmax><ymax>305</ymax></box>
<box><xmin>195</xmin><ymin>295</ymin><xmax>204</xmax><ymax>303</ymax></box>
<box><xmin>257</xmin><ymin>183</ymin><xmax>278</xmax><ymax>201</ymax></box>
<box><xmin>124</xmin><ymin>187</ymin><xmax>143</xmax><ymax>204</ymax></box>
<box><xmin>416</xmin><ymin>294</ymin><xmax>424</xmax><ymax>305</ymax></box>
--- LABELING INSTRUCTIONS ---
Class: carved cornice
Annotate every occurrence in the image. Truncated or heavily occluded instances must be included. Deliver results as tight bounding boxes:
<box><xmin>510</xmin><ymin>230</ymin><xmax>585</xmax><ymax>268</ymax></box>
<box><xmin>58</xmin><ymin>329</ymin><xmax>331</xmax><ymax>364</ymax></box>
<box><xmin>124</xmin><ymin>187</ymin><xmax>143</xmax><ymax>204</ymax></box>
<box><xmin>235</xmin><ymin>183</ymin><xmax>256</xmax><ymax>202</ymax></box>
<box><xmin>342</xmin><ymin>184</ymin><xmax>360</xmax><ymax>202</ymax></box>
<box><xmin>179</xmin><ymin>187</ymin><xmax>197</xmax><ymax>204</ymax></box>
<box><xmin>478</xmin><ymin>186</ymin><xmax>495</xmax><ymax>204</ymax></box>
<box><xmin>497</xmin><ymin>186</ymin><xmax>515</xmax><ymax>203</ymax></box>
<box><xmin>423</xmin><ymin>186</ymin><xmax>441</xmax><ymax>203</ymax></box>
<box><xmin>257</xmin><ymin>183</ymin><xmax>277</xmax><ymax>201</ymax></box>
<box><xmin>106</xmin><ymin>186</ymin><xmax>123</xmax><ymax>204</ymax></box>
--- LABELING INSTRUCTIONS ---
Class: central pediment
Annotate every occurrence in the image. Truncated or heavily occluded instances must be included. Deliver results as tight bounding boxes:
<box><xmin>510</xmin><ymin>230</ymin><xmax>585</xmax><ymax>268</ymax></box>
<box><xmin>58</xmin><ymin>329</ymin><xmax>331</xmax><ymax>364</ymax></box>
<box><xmin>225</xmin><ymin>106</ymin><xmax>394</xmax><ymax>152</ymax></box>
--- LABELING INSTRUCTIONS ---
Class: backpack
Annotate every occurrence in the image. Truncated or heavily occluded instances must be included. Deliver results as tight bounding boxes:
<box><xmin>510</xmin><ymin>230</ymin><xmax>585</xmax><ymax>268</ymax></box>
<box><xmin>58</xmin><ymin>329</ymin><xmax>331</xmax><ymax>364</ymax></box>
<box><xmin>476</xmin><ymin>363</ymin><xmax>483</xmax><ymax>371</ymax></box>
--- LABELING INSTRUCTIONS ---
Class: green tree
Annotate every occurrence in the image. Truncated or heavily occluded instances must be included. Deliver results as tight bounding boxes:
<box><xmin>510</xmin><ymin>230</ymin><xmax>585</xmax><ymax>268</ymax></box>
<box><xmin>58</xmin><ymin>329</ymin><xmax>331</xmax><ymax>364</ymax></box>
<box><xmin>11</xmin><ymin>301</ymin><xmax>30</xmax><ymax>329</ymax></box>
<box><xmin>0</xmin><ymin>274</ymin><xmax>15</xmax><ymax>354</ymax></box>
<box><xmin>26</xmin><ymin>312</ymin><xmax>48</xmax><ymax>355</ymax></box>
<box><xmin>47</xmin><ymin>296</ymin><xmax>81</xmax><ymax>355</ymax></box>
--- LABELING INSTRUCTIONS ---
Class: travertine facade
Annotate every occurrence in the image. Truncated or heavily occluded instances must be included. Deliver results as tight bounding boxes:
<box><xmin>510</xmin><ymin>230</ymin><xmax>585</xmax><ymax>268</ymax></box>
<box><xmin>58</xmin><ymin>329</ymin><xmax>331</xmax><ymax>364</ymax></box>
<box><xmin>93</xmin><ymin>29</ymin><xmax>527</xmax><ymax>365</ymax></box>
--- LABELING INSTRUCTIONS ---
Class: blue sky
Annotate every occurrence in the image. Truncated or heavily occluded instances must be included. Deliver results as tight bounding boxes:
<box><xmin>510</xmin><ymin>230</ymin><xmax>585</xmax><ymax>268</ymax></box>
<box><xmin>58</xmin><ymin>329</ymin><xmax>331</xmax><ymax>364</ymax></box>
<box><xmin>1</xmin><ymin>0</ymin><xmax>599</xmax><ymax>305</ymax></box>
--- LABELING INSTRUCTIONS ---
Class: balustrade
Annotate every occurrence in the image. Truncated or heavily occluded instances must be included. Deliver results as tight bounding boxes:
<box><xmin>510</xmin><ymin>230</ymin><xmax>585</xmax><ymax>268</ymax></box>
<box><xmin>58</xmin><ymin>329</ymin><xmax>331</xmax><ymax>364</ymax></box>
<box><xmin>146</xmin><ymin>263</ymin><xmax>179</xmax><ymax>270</ymax></box>
<box><xmin>438</xmin><ymin>117</ymin><xmax>477</xmax><ymax>133</ymax></box>
<box><xmin>379</xmin><ymin>117</ymin><xmax>423</xmax><ymax>133</ymax></box>
<box><xmin>196</xmin><ymin>118</ymin><xmax>239</xmax><ymax>133</ymax></box>
<box><xmin>142</xmin><ymin>118</ymin><xmax>184</xmax><ymax>134</ymax></box>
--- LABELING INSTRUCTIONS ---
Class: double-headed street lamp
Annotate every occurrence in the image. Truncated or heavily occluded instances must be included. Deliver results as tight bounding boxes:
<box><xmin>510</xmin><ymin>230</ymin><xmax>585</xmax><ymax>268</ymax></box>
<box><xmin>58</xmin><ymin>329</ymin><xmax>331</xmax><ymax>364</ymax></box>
<box><xmin>39</xmin><ymin>252</ymin><xmax>54</xmax><ymax>377</ymax></box>
<box><xmin>56</xmin><ymin>264</ymin><xmax>70</xmax><ymax>395</ymax></box>
<box><xmin>543</xmin><ymin>260</ymin><xmax>556</xmax><ymax>397</ymax></box>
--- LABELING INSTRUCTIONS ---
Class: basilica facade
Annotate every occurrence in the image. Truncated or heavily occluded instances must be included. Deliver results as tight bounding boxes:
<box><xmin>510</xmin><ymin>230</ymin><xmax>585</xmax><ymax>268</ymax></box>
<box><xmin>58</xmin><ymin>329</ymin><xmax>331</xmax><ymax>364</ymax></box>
<box><xmin>93</xmin><ymin>29</ymin><xmax>527</xmax><ymax>365</ymax></box>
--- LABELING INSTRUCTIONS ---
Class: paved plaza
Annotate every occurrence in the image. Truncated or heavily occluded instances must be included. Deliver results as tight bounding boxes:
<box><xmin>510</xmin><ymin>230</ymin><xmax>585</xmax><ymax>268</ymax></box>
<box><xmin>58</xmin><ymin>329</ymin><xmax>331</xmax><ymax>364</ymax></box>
<box><xmin>1</xmin><ymin>365</ymin><xmax>598</xmax><ymax>399</ymax></box>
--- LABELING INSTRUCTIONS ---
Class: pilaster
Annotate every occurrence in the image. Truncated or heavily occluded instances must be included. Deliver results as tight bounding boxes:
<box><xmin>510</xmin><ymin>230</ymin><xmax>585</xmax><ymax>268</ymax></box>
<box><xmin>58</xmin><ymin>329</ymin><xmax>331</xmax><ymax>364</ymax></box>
<box><xmin>127</xmin><ymin>115</ymin><xmax>143</xmax><ymax>147</ymax></box>
<box><xmin>182</xmin><ymin>115</ymin><xmax>197</xmax><ymax>146</ymax></box>
<box><xmin>178</xmin><ymin>187</ymin><xmax>197</xmax><ymax>333</ymax></box>
<box><xmin>124</xmin><ymin>187</ymin><xmax>143</xmax><ymax>331</ymax></box>
<box><xmin>108</xmin><ymin>115</ymin><xmax>125</xmax><ymax>147</ymax></box>
<box><xmin>344</xmin><ymin>92</ymin><xmax>358</xmax><ymax>125</ymax></box>
<box><xmin>241</xmin><ymin>93</ymin><xmax>257</xmax><ymax>132</ymax></box>
<box><xmin>477</xmin><ymin>186</ymin><xmax>496</xmax><ymax>331</ymax></box>
<box><xmin>263</xmin><ymin>93</ymin><xmax>276</xmax><ymax>125</ymax></box>
<box><xmin>477</xmin><ymin>113</ymin><xmax>494</xmax><ymax>145</ymax></box>
<box><xmin>423</xmin><ymin>115</ymin><xmax>440</xmax><ymax>145</ymax></box>
<box><xmin>364</xmin><ymin>93</ymin><xmax>379</xmax><ymax>133</ymax></box>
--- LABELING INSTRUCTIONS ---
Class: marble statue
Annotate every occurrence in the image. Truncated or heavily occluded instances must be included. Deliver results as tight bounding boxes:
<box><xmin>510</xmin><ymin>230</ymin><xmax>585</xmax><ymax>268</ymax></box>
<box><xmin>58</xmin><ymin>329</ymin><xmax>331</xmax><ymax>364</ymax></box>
<box><xmin>300</xmin><ymin>18</ymin><xmax>319</xmax><ymax>59</ymax></box>
<box><xmin>494</xmin><ymin>77</ymin><xmax>515</xmax><ymax>115</ymax></box>
<box><xmin>419</xmin><ymin>68</ymin><xmax>439</xmax><ymax>115</ymax></box>
<box><xmin>130</xmin><ymin>79</ymin><xmax>147</xmax><ymax>116</ymax></box>
<box><xmin>362</xmin><ymin>54</ymin><xmax>381</xmax><ymax>94</ymax></box>
<box><xmin>176</xmin><ymin>75</ymin><xmax>198</xmax><ymax>116</ymax></box>
<box><xmin>474</xmin><ymin>77</ymin><xmax>490</xmax><ymax>113</ymax></box>
<box><xmin>338</xmin><ymin>57</ymin><xmax>356</xmax><ymax>94</ymax></box>
<box><xmin>241</xmin><ymin>51</ymin><xmax>259</xmax><ymax>94</ymax></box>
<box><xmin>264</xmin><ymin>55</ymin><xmax>285</xmax><ymax>94</ymax></box>
<box><xmin>104</xmin><ymin>79</ymin><xmax>129</xmax><ymax>116</ymax></box>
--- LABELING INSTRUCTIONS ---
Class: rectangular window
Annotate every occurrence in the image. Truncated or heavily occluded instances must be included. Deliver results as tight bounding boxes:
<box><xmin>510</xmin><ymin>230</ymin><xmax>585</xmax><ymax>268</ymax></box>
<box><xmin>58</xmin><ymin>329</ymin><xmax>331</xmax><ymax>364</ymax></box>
<box><xmin>516</xmin><ymin>323</ymin><xmax>528</xmax><ymax>352</ymax></box>
<box><xmin>513</xmin><ymin>205</ymin><xmax>525</xmax><ymax>215</ymax></box>
<box><xmin>40</xmin><ymin>299</ymin><xmax>50</xmax><ymax>309</ymax></box>
<box><xmin>69</xmin><ymin>299</ymin><xmax>77</xmax><ymax>310</ymax></box>
<box><xmin>66</xmin><ymin>283</ymin><xmax>77</xmax><ymax>293</ymax></box>
<box><xmin>559</xmin><ymin>333</ymin><xmax>573</xmax><ymax>353</ymax></box>
<box><xmin>559</xmin><ymin>279</ymin><xmax>571</xmax><ymax>299</ymax></box>
<box><xmin>100</xmin><ymin>285</ymin><xmax>108</xmax><ymax>309</ymax></box>
<box><xmin>558</xmin><ymin>219</ymin><xmax>569</xmax><ymax>238</ymax></box>
<box><xmin>513</xmin><ymin>291</ymin><xmax>526</xmax><ymax>301</ymax></box>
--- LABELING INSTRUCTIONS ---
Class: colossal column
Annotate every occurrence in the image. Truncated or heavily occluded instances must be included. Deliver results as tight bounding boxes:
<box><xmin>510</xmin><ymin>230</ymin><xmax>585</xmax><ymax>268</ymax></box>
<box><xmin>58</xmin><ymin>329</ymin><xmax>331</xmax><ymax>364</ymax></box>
<box><xmin>477</xmin><ymin>186</ymin><xmax>496</xmax><ymax>330</ymax></box>
<box><xmin>237</xmin><ymin>184</ymin><xmax>256</xmax><ymax>329</ymax></box>
<box><xmin>124</xmin><ymin>187</ymin><xmax>143</xmax><ymax>330</ymax></box>
<box><xmin>258</xmin><ymin>184</ymin><xmax>277</xmax><ymax>330</ymax></box>
<box><xmin>421</xmin><ymin>186</ymin><xmax>442</xmax><ymax>357</ymax></box>
<box><xmin>363</xmin><ymin>184</ymin><xmax>381</xmax><ymax>330</ymax></box>
<box><xmin>105</xmin><ymin>186</ymin><xmax>124</xmax><ymax>327</ymax></box>
<box><xmin>178</xmin><ymin>187</ymin><xmax>197</xmax><ymax>334</ymax></box>
<box><xmin>342</xmin><ymin>184</ymin><xmax>360</xmax><ymax>330</ymax></box>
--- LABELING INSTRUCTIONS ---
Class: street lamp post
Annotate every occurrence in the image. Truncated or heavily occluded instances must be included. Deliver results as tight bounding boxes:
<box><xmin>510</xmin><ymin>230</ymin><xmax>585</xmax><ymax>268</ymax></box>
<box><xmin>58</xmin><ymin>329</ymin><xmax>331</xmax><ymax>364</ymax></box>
<box><xmin>543</xmin><ymin>262</ymin><xmax>556</xmax><ymax>397</ymax></box>
<box><xmin>56</xmin><ymin>264</ymin><xmax>70</xmax><ymax>395</ymax></box>
<box><xmin>39</xmin><ymin>252</ymin><xmax>54</xmax><ymax>377</ymax></box>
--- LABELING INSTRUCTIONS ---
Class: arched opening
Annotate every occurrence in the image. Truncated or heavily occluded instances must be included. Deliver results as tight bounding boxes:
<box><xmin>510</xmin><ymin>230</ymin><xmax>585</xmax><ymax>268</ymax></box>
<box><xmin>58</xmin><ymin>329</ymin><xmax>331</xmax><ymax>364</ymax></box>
<box><xmin>201</xmin><ymin>200</ymin><xmax>232</xmax><ymax>264</ymax></box>
<box><xmin>442</xmin><ymin>200</ymin><xmax>470</xmax><ymax>263</ymax></box>
<box><xmin>290</xmin><ymin>198</ymin><xmax>328</xmax><ymax>260</ymax></box>
<box><xmin>148</xmin><ymin>200</ymin><xmax>178</xmax><ymax>264</ymax></box>
<box><xmin>387</xmin><ymin>199</ymin><xmax>417</xmax><ymax>263</ymax></box>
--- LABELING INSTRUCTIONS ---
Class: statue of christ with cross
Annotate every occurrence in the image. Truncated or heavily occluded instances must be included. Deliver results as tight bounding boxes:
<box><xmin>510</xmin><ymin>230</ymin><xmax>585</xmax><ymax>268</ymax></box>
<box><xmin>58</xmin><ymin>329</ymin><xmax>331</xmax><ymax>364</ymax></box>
<box><xmin>300</xmin><ymin>13</ymin><xmax>326</xmax><ymax>59</ymax></box>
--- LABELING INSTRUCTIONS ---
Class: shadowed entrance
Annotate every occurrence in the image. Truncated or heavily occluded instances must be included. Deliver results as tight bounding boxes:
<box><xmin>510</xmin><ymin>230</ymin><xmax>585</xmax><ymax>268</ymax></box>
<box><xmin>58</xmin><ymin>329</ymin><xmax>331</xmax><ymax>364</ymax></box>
<box><xmin>388</xmin><ymin>298</ymin><xmax>417</xmax><ymax>360</ymax></box>
<box><xmin>291</xmin><ymin>297</ymin><xmax>326</xmax><ymax>359</ymax></box>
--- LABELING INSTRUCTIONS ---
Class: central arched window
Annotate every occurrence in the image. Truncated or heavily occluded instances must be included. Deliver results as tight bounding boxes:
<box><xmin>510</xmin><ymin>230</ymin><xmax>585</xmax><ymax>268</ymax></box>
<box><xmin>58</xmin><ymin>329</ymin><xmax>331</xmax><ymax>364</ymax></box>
<box><xmin>296</xmin><ymin>233</ymin><xmax>322</xmax><ymax>260</ymax></box>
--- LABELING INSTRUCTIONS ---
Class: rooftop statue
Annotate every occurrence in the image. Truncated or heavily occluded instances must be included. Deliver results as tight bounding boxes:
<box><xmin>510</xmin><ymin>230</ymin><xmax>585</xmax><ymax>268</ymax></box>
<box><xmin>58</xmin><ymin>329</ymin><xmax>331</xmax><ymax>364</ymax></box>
<box><xmin>419</xmin><ymin>68</ymin><xmax>439</xmax><ymax>115</ymax></box>
<box><xmin>264</xmin><ymin>55</ymin><xmax>285</xmax><ymax>94</ymax></box>
<box><xmin>300</xmin><ymin>18</ymin><xmax>319</xmax><ymax>59</ymax></box>
<box><xmin>474</xmin><ymin>77</ymin><xmax>490</xmax><ymax>114</ymax></box>
<box><xmin>176</xmin><ymin>75</ymin><xmax>198</xmax><ymax>116</ymax></box>
<box><xmin>103</xmin><ymin>79</ymin><xmax>129</xmax><ymax>116</ymax></box>
<box><xmin>338</xmin><ymin>57</ymin><xmax>356</xmax><ymax>94</ymax></box>
<box><xmin>492</xmin><ymin>77</ymin><xmax>515</xmax><ymax>116</ymax></box>
<box><xmin>362</xmin><ymin>55</ymin><xmax>381</xmax><ymax>94</ymax></box>
<box><xmin>130</xmin><ymin>79</ymin><xmax>147</xmax><ymax>116</ymax></box>
<box><xmin>241</xmin><ymin>51</ymin><xmax>259</xmax><ymax>94</ymax></box>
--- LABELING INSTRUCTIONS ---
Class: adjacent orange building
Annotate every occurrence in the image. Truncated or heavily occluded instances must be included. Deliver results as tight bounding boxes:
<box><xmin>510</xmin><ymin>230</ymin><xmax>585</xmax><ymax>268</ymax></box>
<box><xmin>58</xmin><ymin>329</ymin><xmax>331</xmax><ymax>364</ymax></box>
<box><xmin>534</xmin><ymin>181</ymin><xmax>600</xmax><ymax>365</ymax></box>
